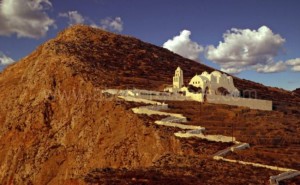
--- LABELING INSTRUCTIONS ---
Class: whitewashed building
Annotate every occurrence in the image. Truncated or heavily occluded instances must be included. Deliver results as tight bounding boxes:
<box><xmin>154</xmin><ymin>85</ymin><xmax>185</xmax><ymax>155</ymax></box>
<box><xmin>165</xmin><ymin>67</ymin><xmax>272</xmax><ymax>110</ymax></box>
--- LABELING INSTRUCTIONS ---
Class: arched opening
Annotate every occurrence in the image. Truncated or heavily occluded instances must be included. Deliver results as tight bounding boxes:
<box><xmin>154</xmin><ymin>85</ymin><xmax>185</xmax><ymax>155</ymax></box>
<box><xmin>187</xmin><ymin>85</ymin><xmax>202</xmax><ymax>93</ymax></box>
<box><xmin>217</xmin><ymin>87</ymin><xmax>230</xmax><ymax>96</ymax></box>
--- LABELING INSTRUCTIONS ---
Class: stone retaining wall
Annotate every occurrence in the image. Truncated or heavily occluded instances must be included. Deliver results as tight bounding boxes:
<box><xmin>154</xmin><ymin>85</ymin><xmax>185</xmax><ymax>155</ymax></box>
<box><xmin>102</xmin><ymin>89</ymin><xmax>298</xmax><ymax>184</ymax></box>
<box><xmin>207</xmin><ymin>94</ymin><xmax>272</xmax><ymax>111</ymax></box>
<box><xmin>175</xmin><ymin>132</ymin><xmax>236</xmax><ymax>143</ymax></box>
<box><xmin>213</xmin><ymin>156</ymin><xmax>296</xmax><ymax>172</ymax></box>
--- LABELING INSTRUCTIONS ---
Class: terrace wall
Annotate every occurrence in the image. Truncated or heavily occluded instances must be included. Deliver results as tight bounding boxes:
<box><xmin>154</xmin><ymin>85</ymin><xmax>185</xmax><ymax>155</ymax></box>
<box><xmin>207</xmin><ymin>94</ymin><xmax>272</xmax><ymax>111</ymax></box>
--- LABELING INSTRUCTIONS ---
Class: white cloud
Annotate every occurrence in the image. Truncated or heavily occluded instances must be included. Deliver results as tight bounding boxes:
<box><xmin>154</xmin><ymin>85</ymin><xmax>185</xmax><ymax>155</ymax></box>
<box><xmin>0</xmin><ymin>52</ymin><xmax>14</xmax><ymax>66</ymax></box>
<box><xmin>59</xmin><ymin>14</ymin><xmax>124</xmax><ymax>33</ymax></box>
<box><xmin>206</xmin><ymin>26</ymin><xmax>286</xmax><ymax>73</ymax></box>
<box><xmin>291</xmin><ymin>66</ymin><xmax>300</xmax><ymax>71</ymax></box>
<box><xmin>255</xmin><ymin>61</ymin><xmax>287</xmax><ymax>73</ymax></box>
<box><xmin>0</xmin><ymin>0</ymin><xmax>55</xmax><ymax>38</ymax></box>
<box><xmin>99</xmin><ymin>17</ymin><xmax>123</xmax><ymax>32</ymax></box>
<box><xmin>286</xmin><ymin>58</ymin><xmax>300</xmax><ymax>72</ymax></box>
<box><xmin>163</xmin><ymin>30</ymin><xmax>204</xmax><ymax>61</ymax></box>
<box><xmin>221</xmin><ymin>68</ymin><xmax>243</xmax><ymax>74</ymax></box>
<box><xmin>59</xmin><ymin>11</ymin><xmax>85</xmax><ymax>25</ymax></box>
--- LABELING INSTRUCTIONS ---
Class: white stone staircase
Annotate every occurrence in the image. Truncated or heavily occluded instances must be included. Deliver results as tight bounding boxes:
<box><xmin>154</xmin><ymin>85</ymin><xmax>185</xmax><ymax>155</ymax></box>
<box><xmin>102</xmin><ymin>89</ymin><xmax>300</xmax><ymax>184</ymax></box>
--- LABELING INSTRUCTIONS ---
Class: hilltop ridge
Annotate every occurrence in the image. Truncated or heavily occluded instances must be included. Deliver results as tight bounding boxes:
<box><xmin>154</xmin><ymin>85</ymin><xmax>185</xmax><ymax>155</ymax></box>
<box><xmin>0</xmin><ymin>25</ymin><xmax>299</xmax><ymax>184</ymax></box>
<box><xmin>293</xmin><ymin>88</ymin><xmax>300</xmax><ymax>95</ymax></box>
<box><xmin>3</xmin><ymin>25</ymin><xmax>298</xmax><ymax>102</ymax></box>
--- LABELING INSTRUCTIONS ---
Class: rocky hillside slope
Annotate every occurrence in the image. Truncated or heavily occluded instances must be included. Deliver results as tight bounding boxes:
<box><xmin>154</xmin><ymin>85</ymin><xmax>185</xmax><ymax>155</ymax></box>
<box><xmin>293</xmin><ymin>88</ymin><xmax>300</xmax><ymax>95</ymax></box>
<box><xmin>0</xmin><ymin>25</ymin><xmax>299</xmax><ymax>184</ymax></box>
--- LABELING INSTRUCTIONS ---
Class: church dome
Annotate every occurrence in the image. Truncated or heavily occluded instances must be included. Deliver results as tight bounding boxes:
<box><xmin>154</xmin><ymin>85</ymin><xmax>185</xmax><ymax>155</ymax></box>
<box><xmin>211</xmin><ymin>71</ymin><xmax>222</xmax><ymax>77</ymax></box>
<box><xmin>201</xmin><ymin>71</ymin><xmax>209</xmax><ymax>76</ymax></box>
<box><xmin>189</xmin><ymin>75</ymin><xmax>209</xmax><ymax>87</ymax></box>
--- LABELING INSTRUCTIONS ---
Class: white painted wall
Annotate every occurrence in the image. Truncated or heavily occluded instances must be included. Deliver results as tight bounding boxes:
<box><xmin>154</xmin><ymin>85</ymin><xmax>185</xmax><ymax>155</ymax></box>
<box><xmin>173</xmin><ymin>67</ymin><xmax>184</xmax><ymax>88</ymax></box>
<box><xmin>213</xmin><ymin>156</ymin><xmax>296</xmax><ymax>172</ymax></box>
<box><xmin>207</xmin><ymin>94</ymin><xmax>272</xmax><ymax>111</ymax></box>
<box><xmin>186</xmin><ymin>92</ymin><xmax>204</xmax><ymax>102</ymax></box>
<box><xmin>188</xmin><ymin>71</ymin><xmax>240</xmax><ymax>97</ymax></box>
<box><xmin>175</xmin><ymin>132</ymin><xmax>236</xmax><ymax>143</ymax></box>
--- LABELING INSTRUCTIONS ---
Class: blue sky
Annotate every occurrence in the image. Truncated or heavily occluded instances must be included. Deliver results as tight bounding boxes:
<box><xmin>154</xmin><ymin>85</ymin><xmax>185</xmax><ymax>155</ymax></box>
<box><xmin>0</xmin><ymin>0</ymin><xmax>300</xmax><ymax>90</ymax></box>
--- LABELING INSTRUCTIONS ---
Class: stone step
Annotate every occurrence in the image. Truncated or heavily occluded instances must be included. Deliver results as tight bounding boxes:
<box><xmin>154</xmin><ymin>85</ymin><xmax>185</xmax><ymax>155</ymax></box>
<box><xmin>269</xmin><ymin>171</ymin><xmax>300</xmax><ymax>185</ymax></box>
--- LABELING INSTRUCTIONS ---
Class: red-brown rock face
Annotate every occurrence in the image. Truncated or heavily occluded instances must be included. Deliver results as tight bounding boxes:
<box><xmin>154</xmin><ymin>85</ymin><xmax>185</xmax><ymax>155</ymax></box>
<box><xmin>0</xmin><ymin>25</ymin><xmax>299</xmax><ymax>184</ymax></box>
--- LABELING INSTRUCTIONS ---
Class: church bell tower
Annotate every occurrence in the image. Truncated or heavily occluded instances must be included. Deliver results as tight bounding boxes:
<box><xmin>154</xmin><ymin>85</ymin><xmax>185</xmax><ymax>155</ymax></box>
<box><xmin>173</xmin><ymin>67</ymin><xmax>184</xmax><ymax>89</ymax></box>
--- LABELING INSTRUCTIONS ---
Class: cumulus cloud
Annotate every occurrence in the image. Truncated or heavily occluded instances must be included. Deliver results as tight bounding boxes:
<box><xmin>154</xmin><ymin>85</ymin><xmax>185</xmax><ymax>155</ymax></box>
<box><xmin>163</xmin><ymin>30</ymin><xmax>204</xmax><ymax>61</ymax></box>
<box><xmin>59</xmin><ymin>13</ymin><xmax>124</xmax><ymax>33</ymax></box>
<box><xmin>221</xmin><ymin>68</ymin><xmax>243</xmax><ymax>74</ymax></box>
<box><xmin>206</xmin><ymin>26</ymin><xmax>286</xmax><ymax>73</ymax></box>
<box><xmin>98</xmin><ymin>17</ymin><xmax>123</xmax><ymax>32</ymax></box>
<box><xmin>0</xmin><ymin>0</ymin><xmax>55</xmax><ymax>38</ymax></box>
<box><xmin>255</xmin><ymin>61</ymin><xmax>287</xmax><ymax>73</ymax></box>
<box><xmin>286</xmin><ymin>58</ymin><xmax>300</xmax><ymax>72</ymax></box>
<box><xmin>59</xmin><ymin>11</ymin><xmax>85</xmax><ymax>25</ymax></box>
<box><xmin>0</xmin><ymin>52</ymin><xmax>14</xmax><ymax>66</ymax></box>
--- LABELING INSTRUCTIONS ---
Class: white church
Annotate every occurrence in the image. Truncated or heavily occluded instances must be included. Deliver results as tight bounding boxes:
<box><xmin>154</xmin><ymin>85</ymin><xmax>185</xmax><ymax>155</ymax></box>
<box><xmin>165</xmin><ymin>67</ymin><xmax>272</xmax><ymax>111</ymax></box>
<box><xmin>168</xmin><ymin>67</ymin><xmax>239</xmax><ymax>95</ymax></box>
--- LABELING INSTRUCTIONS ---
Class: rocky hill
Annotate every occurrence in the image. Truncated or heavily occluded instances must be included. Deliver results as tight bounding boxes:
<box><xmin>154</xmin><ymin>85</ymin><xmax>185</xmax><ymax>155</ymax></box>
<box><xmin>293</xmin><ymin>88</ymin><xmax>300</xmax><ymax>95</ymax></box>
<box><xmin>0</xmin><ymin>25</ymin><xmax>299</xmax><ymax>184</ymax></box>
